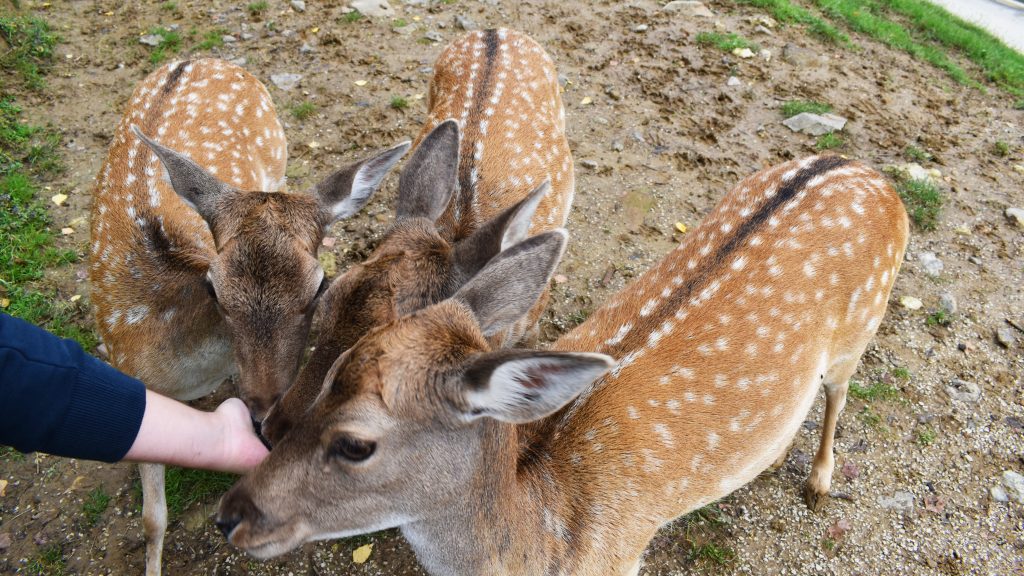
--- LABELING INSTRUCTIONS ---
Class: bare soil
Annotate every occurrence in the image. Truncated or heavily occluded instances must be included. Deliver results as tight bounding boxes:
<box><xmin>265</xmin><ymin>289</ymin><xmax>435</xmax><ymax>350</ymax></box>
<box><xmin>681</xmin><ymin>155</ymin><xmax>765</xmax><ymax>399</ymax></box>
<box><xmin>1</xmin><ymin>0</ymin><xmax>1022</xmax><ymax>575</ymax></box>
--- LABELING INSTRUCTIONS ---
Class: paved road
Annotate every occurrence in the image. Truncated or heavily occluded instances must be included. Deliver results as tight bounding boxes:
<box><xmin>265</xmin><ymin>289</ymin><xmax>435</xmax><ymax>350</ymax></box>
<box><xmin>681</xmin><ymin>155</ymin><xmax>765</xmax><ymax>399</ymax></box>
<box><xmin>928</xmin><ymin>0</ymin><xmax>1024</xmax><ymax>53</ymax></box>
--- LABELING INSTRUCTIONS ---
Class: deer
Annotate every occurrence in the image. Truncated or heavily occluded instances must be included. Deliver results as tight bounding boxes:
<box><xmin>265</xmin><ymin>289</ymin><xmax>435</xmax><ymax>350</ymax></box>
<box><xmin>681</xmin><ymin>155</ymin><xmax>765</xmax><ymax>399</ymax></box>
<box><xmin>218</xmin><ymin>155</ymin><xmax>908</xmax><ymax>575</ymax></box>
<box><xmin>89</xmin><ymin>58</ymin><xmax>408</xmax><ymax>576</ymax></box>
<box><xmin>260</xmin><ymin>28</ymin><xmax>574</xmax><ymax>445</ymax></box>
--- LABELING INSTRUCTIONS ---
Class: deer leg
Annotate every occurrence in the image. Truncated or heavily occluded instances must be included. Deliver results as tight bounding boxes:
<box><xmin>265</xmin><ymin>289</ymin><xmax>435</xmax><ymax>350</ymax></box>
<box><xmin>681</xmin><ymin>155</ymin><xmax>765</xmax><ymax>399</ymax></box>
<box><xmin>140</xmin><ymin>463</ymin><xmax>167</xmax><ymax>576</ymax></box>
<box><xmin>803</xmin><ymin>379</ymin><xmax>848</xmax><ymax>512</ymax></box>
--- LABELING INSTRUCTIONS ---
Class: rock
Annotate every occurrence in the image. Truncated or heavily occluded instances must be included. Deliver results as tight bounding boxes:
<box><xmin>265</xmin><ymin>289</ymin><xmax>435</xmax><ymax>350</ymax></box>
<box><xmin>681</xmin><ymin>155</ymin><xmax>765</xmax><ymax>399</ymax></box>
<box><xmin>663</xmin><ymin>1</ymin><xmax>714</xmax><ymax>17</ymax></box>
<box><xmin>878</xmin><ymin>491</ymin><xmax>914</xmax><ymax>512</ymax></box>
<box><xmin>424</xmin><ymin>31</ymin><xmax>444</xmax><ymax>43</ymax></box>
<box><xmin>241</xmin><ymin>32</ymin><xmax>255</xmax><ymax>41</ymax></box>
<box><xmin>222</xmin><ymin>34</ymin><xmax>237</xmax><ymax>43</ymax></box>
<box><xmin>991</xmin><ymin>484</ymin><xmax>1009</xmax><ymax>502</ymax></box>
<box><xmin>0</xmin><ymin>532</ymin><xmax>10</xmax><ymax>551</ymax></box>
<box><xmin>270</xmin><ymin>73</ymin><xmax>303</xmax><ymax>91</ymax></box>
<box><xmin>899</xmin><ymin>295</ymin><xmax>923</xmax><ymax>310</ymax></box>
<box><xmin>455</xmin><ymin>15</ymin><xmax>477</xmax><ymax>30</ymax></box>
<box><xmin>759</xmin><ymin>49</ymin><xmax>772</xmax><ymax>61</ymax></box>
<box><xmin>611</xmin><ymin>139</ymin><xmax>624</xmax><ymax>152</ymax></box>
<box><xmin>139</xmin><ymin>34</ymin><xmax>163</xmax><ymax>47</ymax></box>
<box><xmin>938</xmin><ymin>293</ymin><xmax>957</xmax><ymax>315</ymax></box>
<box><xmin>632</xmin><ymin>24</ymin><xmax>649</xmax><ymax>32</ymax></box>
<box><xmin>781</xmin><ymin>43</ymin><xmax>823</xmax><ymax>67</ymax></box>
<box><xmin>995</xmin><ymin>326</ymin><xmax>1016</xmax><ymax>348</ymax></box>
<box><xmin>393</xmin><ymin>24</ymin><xmax>417</xmax><ymax>35</ymax></box>
<box><xmin>350</xmin><ymin>0</ymin><xmax>394</xmax><ymax>18</ymax></box>
<box><xmin>291</xmin><ymin>0</ymin><xmax>306</xmax><ymax>11</ymax></box>
<box><xmin>918</xmin><ymin>252</ymin><xmax>943</xmax><ymax>277</ymax></box>
<box><xmin>726</xmin><ymin>76</ymin><xmax>741</xmax><ymax>87</ymax></box>
<box><xmin>732</xmin><ymin>47</ymin><xmax>754</xmax><ymax>59</ymax></box>
<box><xmin>1003</xmin><ymin>471</ymin><xmax>1024</xmax><ymax>504</ymax></box>
<box><xmin>1005</xmin><ymin>207</ymin><xmax>1024</xmax><ymax>228</ymax></box>
<box><xmin>229</xmin><ymin>57</ymin><xmax>247</xmax><ymax>67</ymax></box>
<box><xmin>580</xmin><ymin>160</ymin><xmax>598</xmax><ymax>169</ymax></box>
<box><xmin>299</xmin><ymin>42</ymin><xmax>315</xmax><ymax>54</ymax></box>
<box><xmin>782</xmin><ymin>112</ymin><xmax>847</xmax><ymax>136</ymax></box>
<box><xmin>892</xmin><ymin>162</ymin><xmax>942</xmax><ymax>185</ymax></box>
<box><xmin>754</xmin><ymin>24</ymin><xmax>773</xmax><ymax>35</ymax></box>
<box><xmin>944</xmin><ymin>378</ymin><xmax>981</xmax><ymax>403</ymax></box>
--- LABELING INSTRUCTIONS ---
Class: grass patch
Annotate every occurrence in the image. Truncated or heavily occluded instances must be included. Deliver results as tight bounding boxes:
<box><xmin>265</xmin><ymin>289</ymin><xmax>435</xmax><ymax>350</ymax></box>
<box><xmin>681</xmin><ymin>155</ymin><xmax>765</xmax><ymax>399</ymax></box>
<box><xmin>781</xmin><ymin>99</ymin><xmax>833</xmax><ymax>117</ymax></box>
<box><xmin>161</xmin><ymin>1</ymin><xmax>178</xmax><ymax>11</ymax></box>
<box><xmin>895</xmin><ymin>178</ymin><xmax>943</xmax><ymax>231</ymax></box>
<box><xmin>688</xmin><ymin>541</ymin><xmax>736</xmax><ymax>565</ymax></box>
<box><xmin>695</xmin><ymin>31</ymin><xmax>759</xmax><ymax>52</ymax></box>
<box><xmin>891</xmin><ymin>366</ymin><xmax>910</xmax><ymax>380</ymax></box>
<box><xmin>0</xmin><ymin>16</ymin><xmax>58</xmax><ymax>90</ymax></box>
<box><xmin>736</xmin><ymin>0</ymin><xmax>850</xmax><ymax>45</ymax></box>
<box><xmin>392</xmin><ymin>18</ymin><xmax>409</xmax><ymax>28</ymax></box>
<box><xmin>289</xmin><ymin>101</ymin><xmax>316</xmax><ymax>120</ymax></box>
<box><xmin>196</xmin><ymin>28</ymin><xmax>227</xmax><ymax>51</ymax></box>
<box><xmin>1016</xmin><ymin>99</ymin><xmax>1024</xmax><ymax>111</ymax></box>
<box><xmin>165</xmin><ymin>467</ymin><xmax>237</xmax><ymax>518</ymax></box>
<box><xmin>858</xmin><ymin>405</ymin><xmax>883</xmax><ymax>429</ymax></box>
<box><xmin>342</xmin><ymin>10</ymin><xmax>364</xmax><ymax>23</ymax></box>
<box><xmin>903</xmin><ymin>144</ymin><xmax>932</xmax><ymax>163</ymax></box>
<box><xmin>26</xmin><ymin>543</ymin><xmax>65</xmax><ymax>576</ymax></box>
<box><xmin>992</xmin><ymin>141</ymin><xmax>1010</xmax><ymax>157</ymax></box>
<box><xmin>145</xmin><ymin>27</ymin><xmax>181</xmax><ymax>65</ymax></box>
<box><xmin>926</xmin><ymin>309</ymin><xmax>951</xmax><ymax>327</ymax></box>
<box><xmin>390</xmin><ymin>96</ymin><xmax>409</xmax><ymax>110</ymax></box>
<box><xmin>82</xmin><ymin>487</ymin><xmax>111</xmax><ymax>527</ymax></box>
<box><xmin>848</xmin><ymin>379</ymin><xmax>899</xmax><ymax>402</ymax></box>
<box><xmin>247</xmin><ymin>1</ymin><xmax>268</xmax><ymax>16</ymax></box>
<box><xmin>1</xmin><ymin>445</ymin><xmax>26</xmax><ymax>461</ymax></box>
<box><xmin>916</xmin><ymin>424</ymin><xmax>936</xmax><ymax>446</ymax></box>
<box><xmin>815</xmin><ymin>132</ymin><xmax>843</xmax><ymax>151</ymax></box>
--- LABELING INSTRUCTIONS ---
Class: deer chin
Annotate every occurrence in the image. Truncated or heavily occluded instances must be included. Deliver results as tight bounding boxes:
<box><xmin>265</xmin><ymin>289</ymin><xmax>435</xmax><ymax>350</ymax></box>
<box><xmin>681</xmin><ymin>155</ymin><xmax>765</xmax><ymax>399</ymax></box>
<box><xmin>228</xmin><ymin>517</ymin><xmax>313</xmax><ymax>560</ymax></box>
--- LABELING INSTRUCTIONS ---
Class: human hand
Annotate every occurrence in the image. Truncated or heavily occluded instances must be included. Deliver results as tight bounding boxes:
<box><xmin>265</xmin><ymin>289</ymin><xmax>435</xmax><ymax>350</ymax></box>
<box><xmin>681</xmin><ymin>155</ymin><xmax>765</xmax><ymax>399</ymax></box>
<box><xmin>213</xmin><ymin>398</ymin><xmax>271</xmax><ymax>474</ymax></box>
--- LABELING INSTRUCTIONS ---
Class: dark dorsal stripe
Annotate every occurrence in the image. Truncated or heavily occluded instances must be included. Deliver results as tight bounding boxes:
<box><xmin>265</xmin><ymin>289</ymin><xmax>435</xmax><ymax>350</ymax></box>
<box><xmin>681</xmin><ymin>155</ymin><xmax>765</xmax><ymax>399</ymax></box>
<box><xmin>162</xmin><ymin>59</ymin><xmax>190</xmax><ymax>95</ymax></box>
<box><xmin>605</xmin><ymin>155</ymin><xmax>852</xmax><ymax>357</ymax></box>
<box><xmin>453</xmin><ymin>29</ymin><xmax>500</xmax><ymax>241</ymax></box>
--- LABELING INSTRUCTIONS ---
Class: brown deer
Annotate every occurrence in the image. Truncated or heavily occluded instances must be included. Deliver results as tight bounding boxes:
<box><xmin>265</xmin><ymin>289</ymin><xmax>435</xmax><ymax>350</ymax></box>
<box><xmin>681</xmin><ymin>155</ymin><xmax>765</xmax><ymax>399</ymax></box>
<box><xmin>219</xmin><ymin>155</ymin><xmax>908</xmax><ymax>575</ymax></box>
<box><xmin>260</xmin><ymin>28</ymin><xmax>573</xmax><ymax>445</ymax></box>
<box><xmin>89</xmin><ymin>58</ymin><xmax>407</xmax><ymax>576</ymax></box>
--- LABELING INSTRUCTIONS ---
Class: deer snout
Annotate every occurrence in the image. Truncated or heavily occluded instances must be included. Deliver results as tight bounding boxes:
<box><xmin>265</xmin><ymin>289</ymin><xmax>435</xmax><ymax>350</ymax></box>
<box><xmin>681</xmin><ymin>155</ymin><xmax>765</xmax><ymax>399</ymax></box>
<box><xmin>217</xmin><ymin>486</ymin><xmax>261</xmax><ymax>540</ymax></box>
<box><xmin>241</xmin><ymin>391</ymin><xmax>283</xmax><ymax>423</ymax></box>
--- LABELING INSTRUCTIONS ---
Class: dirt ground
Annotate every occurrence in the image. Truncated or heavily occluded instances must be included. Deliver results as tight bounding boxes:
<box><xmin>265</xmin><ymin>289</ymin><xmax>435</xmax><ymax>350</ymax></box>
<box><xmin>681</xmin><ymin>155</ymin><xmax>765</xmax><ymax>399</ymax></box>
<box><xmin>2</xmin><ymin>0</ymin><xmax>1023</xmax><ymax>574</ymax></box>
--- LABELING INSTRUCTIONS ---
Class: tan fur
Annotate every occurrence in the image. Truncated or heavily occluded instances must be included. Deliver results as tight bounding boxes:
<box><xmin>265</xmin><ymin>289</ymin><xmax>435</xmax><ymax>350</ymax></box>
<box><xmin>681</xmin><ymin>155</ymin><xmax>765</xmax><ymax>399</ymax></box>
<box><xmin>221</xmin><ymin>157</ymin><xmax>908</xmax><ymax>575</ymax></box>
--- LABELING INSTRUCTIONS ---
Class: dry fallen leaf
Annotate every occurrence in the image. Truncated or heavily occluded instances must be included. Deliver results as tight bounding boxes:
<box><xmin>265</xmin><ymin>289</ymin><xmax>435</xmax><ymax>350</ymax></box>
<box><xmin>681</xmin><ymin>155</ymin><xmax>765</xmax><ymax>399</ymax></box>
<box><xmin>321</xmin><ymin>236</ymin><xmax>337</xmax><ymax>248</ymax></box>
<box><xmin>51</xmin><ymin>193</ymin><xmax>68</xmax><ymax>206</ymax></box>
<box><xmin>826</xmin><ymin>518</ymin><xmax>850</xmax><ymax>539</ymax></box>
<box><xmin>354</xmin><ymin>80</ymin><xmax>368</xmax><ymax>87</ymax></box>
<box><xmin>61</xmin><ymin>227</ymin><xmax>75</xmax><ymax>235</ymax></box>
<box><xmin>579</xmin><ymin>96</ymin><xmax>592</xmax><ymax>105</ymax></box>
<box><xmin>70</xmin><ymin>294</ymin><xmax>82</xmax><ymax>303</ymax></box>
<box><xmin>841</xmin><ymin>460</ymin><xmax>860</xmax><ymax>480</ymax></box>
<box><xmin>924</xmin><ymin>494</ymin><xmax>946</xmax><ymax>514</ymax></box>
<box><xmin>899</xmin><ymin>296</ymin><xmax>923</xmax><ymax>310</ymax></box>
<box><xmin>352</xmin><ymin>543</ymin><xmax>373</xmax><ymax>564</ymax></box>
<box><xmin>310</xmin><ymin>27</ymin><xmax>319</xmax><ymax>34</ymax></box>
<box><xmin>0</xmin><ymin>478</ymin><xmax>8</xmax><ymax>497</ymax></box>
<box><xmin>0</xmin><ymin>298</ymin><xmax>9</xmax><ymax>309</ymax></box>
<box><xmin>674</xmin><ymin>222</ymin><xmax>688</xmax><ymax>234</ymax></box>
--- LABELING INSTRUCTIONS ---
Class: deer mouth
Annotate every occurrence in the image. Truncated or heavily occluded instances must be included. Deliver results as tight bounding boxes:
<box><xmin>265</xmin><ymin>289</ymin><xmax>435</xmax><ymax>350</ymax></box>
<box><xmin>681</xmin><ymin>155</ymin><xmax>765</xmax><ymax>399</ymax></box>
<box><xmin>223</xmin><ymin>516</ymin><xmax>311</xmax><ymax>560</ymax></box>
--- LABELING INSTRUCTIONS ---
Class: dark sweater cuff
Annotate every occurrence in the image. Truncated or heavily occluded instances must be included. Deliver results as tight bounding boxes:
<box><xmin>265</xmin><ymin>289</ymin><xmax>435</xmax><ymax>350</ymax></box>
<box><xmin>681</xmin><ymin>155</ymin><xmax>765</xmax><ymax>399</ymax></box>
<box><xmin>49</xmin><ymin>358</ymin><xmax>147</xmax><ymax>463</ymax></box>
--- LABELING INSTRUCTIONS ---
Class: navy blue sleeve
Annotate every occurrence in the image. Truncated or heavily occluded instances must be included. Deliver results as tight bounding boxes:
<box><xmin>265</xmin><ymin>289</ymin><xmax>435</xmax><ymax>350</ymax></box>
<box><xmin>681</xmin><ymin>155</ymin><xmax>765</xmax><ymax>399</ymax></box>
<box><xmin>0</xmin><ymin>313</ymin><xmax>147</xmax><ymax>462</ymax></box>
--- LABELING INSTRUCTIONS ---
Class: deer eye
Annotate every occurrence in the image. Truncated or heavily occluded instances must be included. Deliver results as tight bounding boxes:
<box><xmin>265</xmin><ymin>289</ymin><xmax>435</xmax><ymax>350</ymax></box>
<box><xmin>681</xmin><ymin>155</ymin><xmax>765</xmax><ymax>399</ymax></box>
<box><xmin>204</xmin><ymin>276</ymin><xmax>218</xmax><ymax>301</ymax></box>
<box><xmin>329</xmin><ymin>435</ymin><xmax>376</xmax><ymax>462</ymax></box>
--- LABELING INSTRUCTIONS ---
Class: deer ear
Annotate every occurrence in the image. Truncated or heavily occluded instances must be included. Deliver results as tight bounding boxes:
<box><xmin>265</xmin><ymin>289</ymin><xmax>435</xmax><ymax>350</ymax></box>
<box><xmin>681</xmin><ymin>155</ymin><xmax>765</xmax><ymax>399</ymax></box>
<box><xmin>314</xmin><ymin>141</ymin><xmax>411</xmax><ymax>222</ymax></box>
<box><xmin>458</xmin><ymin>350</ymin><xmax>613</xmax><ymax>424</ymax></box>
<box><xmin>132</xmin><ymin>125</ymin><xmax>230</xmax><ymax>225</ymax></box>
<box><xmin>452</xmin><ymin>229</ymin><xmax>566</xmax><ymax>337</ymax></box>
<box><xmin>451</xmin><ymin>181</ymin><xmax>549</xmax><ymax>278</ymax></box>
<box><xmin>396</xmin><ymin>119</ymin><xmax>459</xmax><ymax>221</ymax></box>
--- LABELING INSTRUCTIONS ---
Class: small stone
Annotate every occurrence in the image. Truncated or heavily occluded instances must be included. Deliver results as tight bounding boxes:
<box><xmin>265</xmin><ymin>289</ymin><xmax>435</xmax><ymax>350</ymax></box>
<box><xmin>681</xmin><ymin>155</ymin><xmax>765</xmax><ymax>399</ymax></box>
<box><xmin>782</xmin><ymin>112</ymin><xmax>847</xmax><ymax>136</ymax></box>
<box><xmin>580</xmin><ymin>160</ymin><xmax>598</xmax><ymax>169</ymax></box>
<box><xmin>229</xmin><ymin>57</ymin><xmax>247</xmax><ymax>67</ymax></box>
<box><xmin>782</xmin><ymin>43</ymin><xmax>823</xmax><ymax>67</ymax></box>
<box><xmin>455</xmin><ymin>15</ymin><xmax>477</xmax><ymax>31</ymax></box>
<box><xmin>393</xmin><ymin>24</ymin><xmax>417</xmax><ymax>35</ymax></box>
<box><xmin>663</xmin><ymin>0</ymin><xmax>714</xmax><ymax>18</ymax></box>
<box><xmin>553</xmin><ymin>274</ymin><xmax>568</xmax><ymax>284</ymax></box>
<box><xmin>0</xmin><ymin>532</ymin><xmax>10</xmax><ymax>551</ymax></box>
<box><xmin>632</xmin><ymin>24</ymin><xmax>649</xmax><ymax>32</ymax></box>
<box><xmin>726</xmin><ymin>76</ymin><xmax>741</xmax><ymax>86</ymax></box>
<box><xmin>753</xmin><ymin>24</ymin><xmax>773</xmax><ymax>35</ymax></box>
<box><xmin>1003</xmin><ymin>470</ymin><xmax>1024</xmax><ymax>504</ymax></box>
<box><xmin>732</xmin><ymin>47</ymin><xmax>754</xmax><ymax>59</ymax></box>
<box><xmin>1005</xmin><ymin>207</ymin><xmax>1024</xmax><ymax>228</ymax></box>
<box><xmin>892</xmin><ymin>163</ymin><xmax>942</xmax><ymax>185</ymax></box>
<box><xmin>350</xmin><ymin>0</ymin><xmax>394</xmax><ymax>18</ymax></box>
<box><xmin>291</xmin><ymin>0</ymin><xmax>306</xmax><ymax>12</ymax></box>
<box><xmin>995</xmin><ymin>326</ymin><xmax>1016</xmax><ymax>348</ymax></box>
<box><xmin>759</xmin><ymin>49</ymin><xmax>772</xmax><ymax>61</ymax></box>
<box><xmin>944</xmin><ymin>378</ymin><xmax>981</xmax><ymax>403</ymax></box>
<box><xmin>938</xmin><ymin>293</ymin><xmax>957</xmax><ymax>315</ymax></box>
<box><xmin>918</xmin><ymin>252</ymin><xmax>943</xmax><ymax>277</ymax></box>
<box><xmin>424</xmin><ymin>31</ymin><xmax>444</xmax><ymax>43</ymax></box>
<box><xmin>240</xmin><ymin>32</ymin><xmax>255</xmax><ymax>41</ymax></box>
<box><xmin>990</xmin><ymin>485</ymin><xmax>1009</xmax><ymax>502</ymax></box>
<box><xmin>899</xmin><ymin>296</ymin><xmax>923</xmax><ymax>310</ymax></box>
<box><xmin>611</xmin><ymin>139</ymin><xmax>624</xmax><ymax>152</ymax></box>
<box><xmin>878</xmin><ymin>491</ymin><xmax>915</xmax><ymax>512</ymax></box>
<box><xmin>139</xmin><ymin>34</ymin><xmax>163</xmax><ymax>47</ymax></box>
<box><xmin>270</xmin><ymin>73</ymin><xmax>303</xmax><ymax>91</ymax></box>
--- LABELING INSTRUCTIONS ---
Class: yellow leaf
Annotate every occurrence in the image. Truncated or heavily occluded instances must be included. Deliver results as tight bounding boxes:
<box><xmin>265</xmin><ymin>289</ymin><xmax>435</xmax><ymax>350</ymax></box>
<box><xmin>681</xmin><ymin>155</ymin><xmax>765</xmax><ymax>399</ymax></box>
<box><xmin>354</xmin><ymin>80</ymin><xmax>368</xmax><ymax>87</ymax></box>
<box><xmin>61</xmin><ymin>227</ymin><xmax>74</xmax><ymax>235</ymax></box>
<box><xmin>0</xmin><ymin>478</ymin><xmax>7</xmax><ymax>497</ymax></box>
<box><xmin>51</xmin><ymin>193</ymin><xmax>68</xmax><ymax>206</ymax></box>
<box><xmin>579</xmin><ymin>96</ymin><xmax>592</xmax><ymax>105</ymax></box>
<box><xmin>0</xmin><ymin>298</ymin><xmax>9</xmax><ymax>308</ymax></box>
<box><xmin>352</xmin><ymin>543</ymin><xmax>373</xmax><ymax>564</ymax></box>
<box><xmin>412</xmin><ymin>93</ymin><xmax>425</xmax><ymax>100</ymax></box>
<box><xmin>68</xmin><ymin>216</ymin><xmax>87</xmax><ymax>227</ymax></box>
<box><xmin>674</xmin><ymin>222</ymin><xmax>687</xmax><ymax>234</ymax></box>
<box><xmin>310</xmin><ymin>27</ymin><xmax>319</xmax><ymax>34</ymax></box>
<box><xmin>70</xmin><ymin>294</ymin><xmax>82</xmax><ymax>303</ymax></box>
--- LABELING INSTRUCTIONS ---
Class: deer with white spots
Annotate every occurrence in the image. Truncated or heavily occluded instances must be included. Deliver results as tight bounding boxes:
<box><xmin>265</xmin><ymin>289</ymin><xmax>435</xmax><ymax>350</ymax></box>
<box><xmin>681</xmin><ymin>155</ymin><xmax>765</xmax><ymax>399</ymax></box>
<box><xmin>260</xmin><ymin>28</ymin><xmax>573</xmax><ymax>445</ymax></box>
<box><xmin>217</xmin><ymin>154</ymin><xmax>907</xmax><ymax>574</ymax></box>
<box><xmin>89</xmin><ymin>58</ymin><xmax>408</xmax><ymax>576</ymax></box>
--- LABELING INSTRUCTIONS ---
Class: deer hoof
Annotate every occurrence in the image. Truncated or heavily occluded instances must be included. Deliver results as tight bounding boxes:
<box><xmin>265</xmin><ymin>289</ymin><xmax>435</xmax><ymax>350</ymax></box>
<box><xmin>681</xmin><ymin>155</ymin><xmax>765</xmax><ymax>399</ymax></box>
<box><xmin>803</xmin><ymin>482</ymin><xmax>828</xmax><ymax>512</ymax></box>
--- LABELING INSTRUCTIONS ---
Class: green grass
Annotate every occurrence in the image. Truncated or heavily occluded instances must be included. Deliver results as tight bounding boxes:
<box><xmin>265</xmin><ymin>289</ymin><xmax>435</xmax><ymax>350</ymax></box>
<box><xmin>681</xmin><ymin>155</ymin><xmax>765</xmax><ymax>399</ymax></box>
<box><xmin>858</xmin><ymin>405</ymin><xmax>883</xmax><ymax>429</ymax></box>
<box><xmin>1</xmin><ymin>445</ymin><xmax>26</xmax><ymax>461</ymax></box>
<box><xmin>145</xmin><ymin>26</ymin><xmax>181</xmax><ymax>65</ymax></box>
<box><xmin>895</xmin><ymin>178</ymin><xmax>943</xmax><ymax>231</ymax></box>
<box><xmin>903</xmin><ymin>144</ymin><xmax>932</xmax><ymax>163</ymax></box>
<box><xmin>161</xmin><ymin>1</ymin><xmax>178</xmax><ymax>11</ymax></box>
<box><xmin>695</xmin><ymin>32</ymin><xmax>759</xmax><ymax>52</ymax></box>
<box><xmin>688</xmin><ymin>541</ymin><xmax>736</xmax><ymax>565</ymax></box>
<box><xmin>926</xmin><ymin>309</ymin><xmax>951</xmax><ymax>326</ymax></box>
<box><xmin>1016</xmin><ymin>99</ymin><xmax>1024</xmax><ymax>110</ymax></box>
<box><xmin>993</xmin><ymin>141</ymin><xmax>1010</xmax><ymax>157</ymax></box>
<box><xmin>390</xmin><ymin>96</ymin><xmax>409</xmax><ymax>110</ymax></box>
<box><xmin>26</xmin><ymin>543</ymin><xmax>65</xmax><ymax>576</ymax></box>
<box><xmin>0</xmin><ymin>16</ymin><xmax>58</xmax><ymax>90</ymax></box>
<box><xmin>891</xmin><ymin>366</ymin><xmax>910</xmax><ymax>380</ymax></box>
<box><xmin>196</xmin><ymin>28</ymin><xmax>227</xmax><ymax>51</ymax></box>
<box><xmin>165</xmin><ymin>467</ymin><xmax>237</xmax><ymax>518</ymax></box>
<box><xmin>781</xmin><ymin>99</ymin><xmax>833</xmax><ymax>118</ymax></box>
<box><xmin>736</xmin><ymin>0</ymin><xmax>850</xmax><ymax>45</ymax></box>
<box><xmin>916</xmin><ymin>424</ymin><xmax>936</xmax><ymax>446</ymax></box>
<box><xmin>848</xmin><ymin>379</ymin><xmax>899</xmax><ymax>401</ymax></box>
<box><xmin>342</xmin><ymin>10</ymin><xmax>364</xmax><ymax>23</ymax></box>
<box><xmin>815</xmin><ymin>132</ymin><xmax>843</xmax><ymax>150</ymax></box>
<box><xmin>289</xmin><ymin>101</ymin><xmax>316</xmax><ymax>120</ymax></box>
<box><xmin>82</xmin><ymin>487</ymin><xmax>111</xmax><ymax>527</ymax></box>
<box><xmin>392</xmin><ymin>18</ymin><xmax>409</xmax><ymax>28</ymax></box>
<box><xmin>247</xmin><ymin>1</ymin><xmax>268</xmax><ymax>16</ymax></box>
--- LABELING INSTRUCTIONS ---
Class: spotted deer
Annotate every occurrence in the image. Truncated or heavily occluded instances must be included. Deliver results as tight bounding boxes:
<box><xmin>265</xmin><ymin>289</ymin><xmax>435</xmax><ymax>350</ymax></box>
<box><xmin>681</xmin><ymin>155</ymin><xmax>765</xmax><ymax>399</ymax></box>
<box><xmin>90</xmin><ymin>58</ymin><xmax>408</xmax><ymax>576</ymax></box>
<box><xmin>219</xmin><ymin>156</ymin><xmax>907</xmax><ymax>574</ymax></box>
<box><xmin>260</xmin><ymin>28</ymin><xmax>573</xmax><ymax>445</ymax></box>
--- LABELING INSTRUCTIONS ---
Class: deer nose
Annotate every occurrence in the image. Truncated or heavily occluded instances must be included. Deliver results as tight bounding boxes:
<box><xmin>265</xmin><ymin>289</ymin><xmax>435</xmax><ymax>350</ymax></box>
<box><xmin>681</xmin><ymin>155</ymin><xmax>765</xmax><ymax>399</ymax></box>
<box><xmin>216</xmin><ymin>515</ymin><xmax>241</xmax><ymax>538</ymax></box>
<box><xmin>251</xmin><ymin>415</ymin><xmax>272</xmax><ymax>450</ymax></box>
<box><xmin>217</xmin><ymin>489</ymin><xmax>260</xmax><ymax>540</ymax></box>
